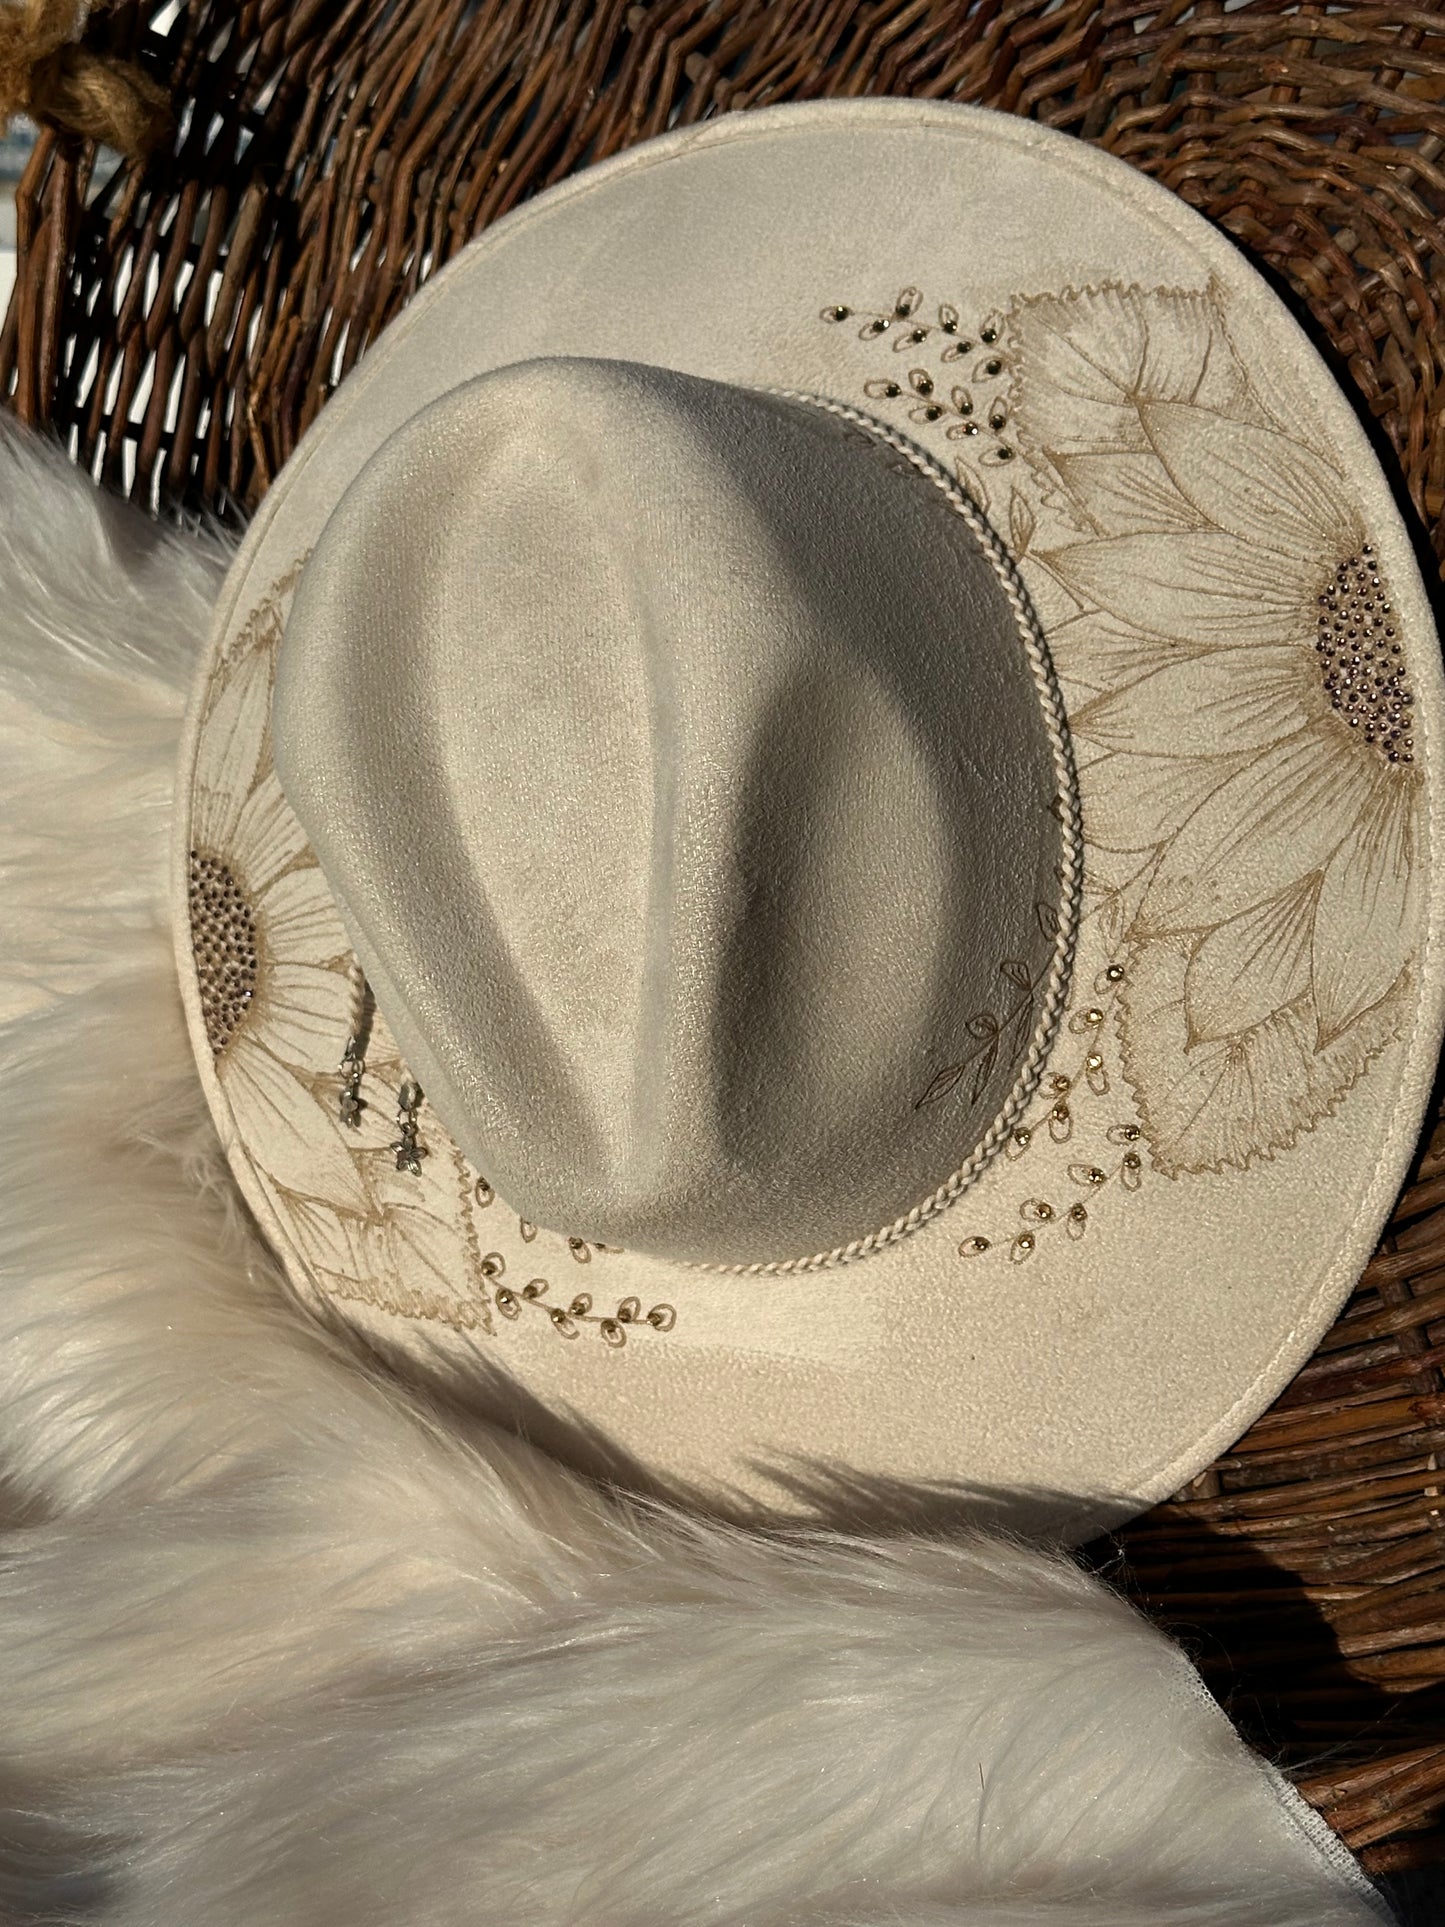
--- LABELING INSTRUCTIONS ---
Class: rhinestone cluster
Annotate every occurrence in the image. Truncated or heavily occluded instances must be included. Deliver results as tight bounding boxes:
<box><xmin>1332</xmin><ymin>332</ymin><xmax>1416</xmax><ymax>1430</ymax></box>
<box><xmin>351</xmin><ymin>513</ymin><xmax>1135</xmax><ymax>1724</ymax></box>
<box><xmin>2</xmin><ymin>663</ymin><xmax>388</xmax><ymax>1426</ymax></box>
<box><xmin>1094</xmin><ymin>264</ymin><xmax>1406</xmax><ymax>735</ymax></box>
<box><xmin>189</xmin><ymin>849</ymin><xmax>258</xmax><ymax>1055</ymax></box>
<box><xmin>821</xmin><ymin>288</ymin><xmax>1015</xmax><ymax>464</ymax></box>
<box><xmin>1316</xmin><ymin>545</ymin><xmax>1414</xmax><ymax>764</ymax></box>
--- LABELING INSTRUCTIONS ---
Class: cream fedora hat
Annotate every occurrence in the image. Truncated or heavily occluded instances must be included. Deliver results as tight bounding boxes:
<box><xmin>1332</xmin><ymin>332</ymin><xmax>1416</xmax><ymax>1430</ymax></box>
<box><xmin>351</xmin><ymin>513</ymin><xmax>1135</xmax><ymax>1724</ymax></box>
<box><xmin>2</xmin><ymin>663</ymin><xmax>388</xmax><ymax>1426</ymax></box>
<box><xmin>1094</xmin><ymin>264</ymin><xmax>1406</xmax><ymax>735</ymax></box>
<box><xmin>175</xmin><ymin>99</ymin><xmax>1445</xmax><ymax>1536</ymax></box>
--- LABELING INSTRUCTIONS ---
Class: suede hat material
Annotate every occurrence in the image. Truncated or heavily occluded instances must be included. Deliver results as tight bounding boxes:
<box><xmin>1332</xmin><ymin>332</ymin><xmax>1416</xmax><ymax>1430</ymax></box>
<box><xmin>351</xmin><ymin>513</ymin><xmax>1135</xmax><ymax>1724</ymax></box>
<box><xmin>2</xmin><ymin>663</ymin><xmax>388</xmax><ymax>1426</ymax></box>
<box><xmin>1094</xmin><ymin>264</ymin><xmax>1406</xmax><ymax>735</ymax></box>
<box><xmin>174</xmin><ymin>99</ymin><xmax>1445</xmax><ymax>1535</ymax></box>
<box><xmin>270</xmin><ymin>361</ymin><xmax>1078</xmax><ymax>1269</ymax></box>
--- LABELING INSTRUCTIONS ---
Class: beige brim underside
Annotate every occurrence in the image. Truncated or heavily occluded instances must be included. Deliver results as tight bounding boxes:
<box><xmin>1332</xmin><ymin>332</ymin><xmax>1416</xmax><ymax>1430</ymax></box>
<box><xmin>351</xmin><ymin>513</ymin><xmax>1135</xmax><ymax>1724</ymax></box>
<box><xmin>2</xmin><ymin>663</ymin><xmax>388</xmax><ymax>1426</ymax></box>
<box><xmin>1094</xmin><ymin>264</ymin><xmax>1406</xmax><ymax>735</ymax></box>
<box><xmin>174</xmin><ymin>101</ymin><xmax>1445</xmax><ymax>1539</ymax></box>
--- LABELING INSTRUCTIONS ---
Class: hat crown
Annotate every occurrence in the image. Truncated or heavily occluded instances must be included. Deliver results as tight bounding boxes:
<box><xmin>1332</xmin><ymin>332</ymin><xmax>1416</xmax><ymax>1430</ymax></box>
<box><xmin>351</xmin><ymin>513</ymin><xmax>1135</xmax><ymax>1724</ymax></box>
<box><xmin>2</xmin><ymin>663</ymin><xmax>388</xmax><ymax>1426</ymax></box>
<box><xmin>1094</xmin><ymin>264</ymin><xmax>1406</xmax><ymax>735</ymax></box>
<box><xmin>274</xmin><ymin>358</ymin><xmax>1071</xmax><ymax>1265</ymax></box>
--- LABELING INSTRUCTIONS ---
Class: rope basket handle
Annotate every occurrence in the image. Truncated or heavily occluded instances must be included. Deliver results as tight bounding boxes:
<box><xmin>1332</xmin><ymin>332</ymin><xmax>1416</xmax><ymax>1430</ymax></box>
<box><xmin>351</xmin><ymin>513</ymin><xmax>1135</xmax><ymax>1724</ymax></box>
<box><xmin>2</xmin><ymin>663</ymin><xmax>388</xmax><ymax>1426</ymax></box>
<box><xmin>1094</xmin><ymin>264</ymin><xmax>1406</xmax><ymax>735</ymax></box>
<box><xmin>0</xmin><ymin>0</ymin><xmax>169</xmax><ymax>159</ymax></box>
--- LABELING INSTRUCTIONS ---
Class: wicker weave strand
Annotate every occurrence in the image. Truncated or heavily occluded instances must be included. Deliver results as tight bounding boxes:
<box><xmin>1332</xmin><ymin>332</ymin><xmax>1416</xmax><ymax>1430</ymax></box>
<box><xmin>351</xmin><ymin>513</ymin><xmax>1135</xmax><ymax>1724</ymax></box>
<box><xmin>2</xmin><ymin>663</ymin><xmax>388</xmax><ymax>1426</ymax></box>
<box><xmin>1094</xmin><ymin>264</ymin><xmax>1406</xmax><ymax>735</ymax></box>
<box><xmin>4</xmin><ymin>0</ymin><xmax>1445</xmax><ymax>1874</ymax></box>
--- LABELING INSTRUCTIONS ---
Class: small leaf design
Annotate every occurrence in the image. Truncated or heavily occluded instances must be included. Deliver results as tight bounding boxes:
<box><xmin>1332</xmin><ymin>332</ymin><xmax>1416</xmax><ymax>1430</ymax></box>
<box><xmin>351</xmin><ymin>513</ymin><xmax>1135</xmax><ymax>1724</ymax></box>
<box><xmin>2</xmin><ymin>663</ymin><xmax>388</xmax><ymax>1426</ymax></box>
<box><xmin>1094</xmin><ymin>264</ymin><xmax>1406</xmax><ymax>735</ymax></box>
<box><xmin>519</xmin><ymin>1217</ymin><xmax>537</xmax><ymax>1242</ymax></box>
<box><xmin>915</xmin><ymin>1062</ymin><xmax>966</xmax><ymax>1110</ymax></box>
<box><xmin>646</xmin><ymin>1304</ymin><xmax>677</xmax><ymax>1332</ymax></box>
<box><xmin>569</xmin><ymin>1293</ymin><xmax>593</xmax><ymax>1317</ymax></box>
<box><xmin>964</xmin><ymin>1013</ymin><xmax>1000</xmax><ymax>1103</ymax></box>
<box><xmin>894</xmin><ymin>286</ymin><xmax>922</xmax><ymax>317</ymax></box>
<box><xmin>616</xmin><ymin>1295</ymin><xmax>642</xmax><ymax>1324</ymax></box>
<box><xmin>1009</xmin><ymin>490</ymin><xmax>1037</xmax><ymax>556</ymax></box>
<box><xmin>1099</xmin><ymin>892</ymin><xmax>1129</xmax><ymax>952</ymax></box>
<box><xmin>599</xmin><ymin>1319</ymin><xmax>625</xmax><ymax>1348</ymax></box>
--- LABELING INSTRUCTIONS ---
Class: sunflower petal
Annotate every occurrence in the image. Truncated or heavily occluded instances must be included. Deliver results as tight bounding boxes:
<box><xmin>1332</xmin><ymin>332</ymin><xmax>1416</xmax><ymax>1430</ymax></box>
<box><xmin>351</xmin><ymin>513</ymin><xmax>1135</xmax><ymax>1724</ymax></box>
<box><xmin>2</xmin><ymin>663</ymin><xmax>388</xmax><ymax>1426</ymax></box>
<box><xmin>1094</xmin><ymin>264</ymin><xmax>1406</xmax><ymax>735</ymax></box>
<box><xmin>259</xmin><ymin>864</ymin><xmax>349</xmax><ymax>966</ymax></box>
<box><xmin>1140</xmin><ymin>401</ymin><xmax>1358</xmax><ymax>561</ymax></box>
<box><xmin>258</xmin><ymin>962</ymin><xmax>348</xmax><ymax>1073</ymax></box>
<box><xmin>1008</xmin><ymin>285</ymin><xmax>1261</xmax><ymax>458</ymax></box>
<box><xmin>1047</xmin><ymin>611</ymin><xmax>1210</xmax><ymax>695</ymax></box>
<box><xmin>1184</xmin><ymin>879</ymin><xmax>1316</xmax><ymax>1043</ymax></box>
<box><xmin>191</xmin><ymin>642</ymin><xmax>272</xmax><ymax>851</ymax></box>
<box><xmin>1073</xmin><ymin>647</ymin><xmax>1315</xmax><ymax>757</ymax></box>
<box><xmin>1136</xmin><ymin>724</ymin><xmax>1374</xmax><ymax>935</ymax></box>
<box><xmin>223</xmin><ymin>1033</ymin><xmax>369</xmax><ymax>1211</ymax></box>
<box><xmin>284</xmin><ymin>1193</ymin><xmax>372</xmax><ymax>1278</ymax></box>
<box><xmin>1312</xmin><ymin>770</ymin><xmax>1421</xmax><ymax>1045</ymax></box>
<box><xmin>382</xmin><ymin>1203</ymin><xmax>470</xmax><ymax>1298</ymax></box>
<box><xmin>1018</xmin><ymin>554</ymin><xmax>1082</xmax><ymax>631</ymax></box>
<box><xmin>1050</xmin><ymin>451</ymin><xmax>1204</xmax><ymax>536</ymax></box>
<box><xmin>1118</xmin><ymin>931</ymin><xmax>1407</xmax><ymax>1174</ymax></box>
<box><xmin>1045</xmin><ymin>532</ymin><xmax>1318</xmax><ymax>646</ymax></box>
<box><xmin>344</xmin><ymin>1205</ymin><xmax>489</xmax><ymax>1330</ymax></box>
<box><xmin>228</xmin><ymin>768</ymin><xmax>309</xmax><ymax>894</ymax></box>
<box><xmin>1081</xmin><ymin>750</ymin><xmax>1244</xmax><ymax>853</ymax></box>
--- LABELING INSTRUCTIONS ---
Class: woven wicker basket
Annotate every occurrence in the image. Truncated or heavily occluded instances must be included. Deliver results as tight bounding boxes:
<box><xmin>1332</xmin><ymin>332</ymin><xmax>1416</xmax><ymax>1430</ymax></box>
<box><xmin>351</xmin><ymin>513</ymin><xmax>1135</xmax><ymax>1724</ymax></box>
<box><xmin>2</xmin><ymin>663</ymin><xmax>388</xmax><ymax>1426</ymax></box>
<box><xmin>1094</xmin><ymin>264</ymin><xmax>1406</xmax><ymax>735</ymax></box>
<box><xmin>6</xmin><ymin>0</ymin><xmax>1445</xmax><ymax>1879</ymax></box>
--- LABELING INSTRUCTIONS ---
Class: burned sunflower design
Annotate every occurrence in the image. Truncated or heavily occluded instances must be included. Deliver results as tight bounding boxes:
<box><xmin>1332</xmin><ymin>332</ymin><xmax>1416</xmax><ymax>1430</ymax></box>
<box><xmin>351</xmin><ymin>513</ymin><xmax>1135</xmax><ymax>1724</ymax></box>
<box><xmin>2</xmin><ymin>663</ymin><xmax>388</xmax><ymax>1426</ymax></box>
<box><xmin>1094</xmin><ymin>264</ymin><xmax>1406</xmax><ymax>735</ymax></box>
<box><xmin>186</xmin><ymin>566</ymin><xmax>674</xmax><ymax>1345</ymax></box>
<box><xmin>187</xmin><ymin>566</ymin><xmax>371</xmax><ymax>1211</ymax></box>
<box><xmin>1006</xmin><ymin>283</ymin><xmax>1422</xmax><ymax>1176</ymax></box>
<box><xmin>820</xmin><ymin>277</ymin><xmax>1426</xmax><ymax>1192</ymax></box>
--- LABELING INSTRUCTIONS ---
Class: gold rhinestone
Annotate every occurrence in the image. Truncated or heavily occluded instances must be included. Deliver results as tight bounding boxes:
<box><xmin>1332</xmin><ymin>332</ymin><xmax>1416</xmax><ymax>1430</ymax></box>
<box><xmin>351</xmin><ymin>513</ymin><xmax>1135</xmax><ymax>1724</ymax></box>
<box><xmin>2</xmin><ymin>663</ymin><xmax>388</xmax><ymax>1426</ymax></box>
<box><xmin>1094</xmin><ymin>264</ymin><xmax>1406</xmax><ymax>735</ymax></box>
<box><xmin>1070</xmin><ymin>1164</ymin><xmax>1107</xmax><ymax>1187</ymax></box>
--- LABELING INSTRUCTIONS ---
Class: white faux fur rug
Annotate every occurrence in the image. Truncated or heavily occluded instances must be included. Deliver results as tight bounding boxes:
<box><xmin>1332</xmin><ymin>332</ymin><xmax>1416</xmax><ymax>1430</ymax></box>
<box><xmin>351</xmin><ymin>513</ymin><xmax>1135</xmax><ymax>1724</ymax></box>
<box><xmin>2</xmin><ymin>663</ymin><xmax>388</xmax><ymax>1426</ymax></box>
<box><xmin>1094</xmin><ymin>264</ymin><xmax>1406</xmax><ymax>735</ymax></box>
<box><xmin>0</xmin><ymin>421</ymin><xmax>1394</xmax><ymax>1925</ymax></box>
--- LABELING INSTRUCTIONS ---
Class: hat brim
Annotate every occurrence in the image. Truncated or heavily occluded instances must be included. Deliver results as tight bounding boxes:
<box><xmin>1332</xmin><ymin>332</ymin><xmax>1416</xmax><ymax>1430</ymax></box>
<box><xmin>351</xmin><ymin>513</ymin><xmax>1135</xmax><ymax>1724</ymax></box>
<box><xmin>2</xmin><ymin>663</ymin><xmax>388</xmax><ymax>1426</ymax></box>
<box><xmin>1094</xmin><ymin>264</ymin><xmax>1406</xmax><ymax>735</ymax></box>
<box><xmin>174</xmin><ymin>99</ymin><xmax>1445</xmax><ymax>1538</ymax></box>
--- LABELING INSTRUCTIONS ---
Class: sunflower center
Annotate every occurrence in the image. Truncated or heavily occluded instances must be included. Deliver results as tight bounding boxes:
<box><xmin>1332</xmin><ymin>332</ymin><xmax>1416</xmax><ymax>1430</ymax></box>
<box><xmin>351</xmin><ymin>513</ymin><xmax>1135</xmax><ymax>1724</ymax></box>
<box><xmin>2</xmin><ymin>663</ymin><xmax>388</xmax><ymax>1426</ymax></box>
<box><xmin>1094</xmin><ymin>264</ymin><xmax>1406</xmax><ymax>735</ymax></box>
<box><xmin>1315</xmin><ymin>546</ymin><xmax>1414</xmax><ymax>764</ymax></box>
<box><xmin>189</xmin><ymin>849</ymin><xmax>259</xmax><ymax>1056</ymax></box>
